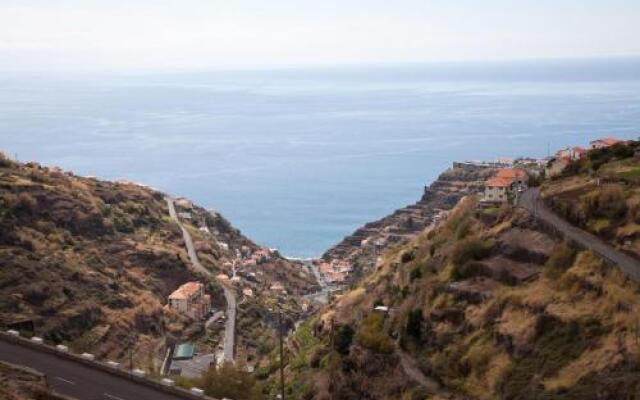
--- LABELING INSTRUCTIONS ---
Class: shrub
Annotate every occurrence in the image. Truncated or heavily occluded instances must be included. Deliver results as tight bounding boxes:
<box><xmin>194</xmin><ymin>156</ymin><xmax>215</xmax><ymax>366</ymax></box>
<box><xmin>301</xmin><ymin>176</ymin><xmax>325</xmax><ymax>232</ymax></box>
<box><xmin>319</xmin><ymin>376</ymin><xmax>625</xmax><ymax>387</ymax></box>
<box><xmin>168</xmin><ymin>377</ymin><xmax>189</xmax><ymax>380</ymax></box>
<box><xmin>0</xmin><ymin>197</ymin><xmax>14</xmax><ymax>223</ymax></box>
<box><xmin>15</xmin><ymin>192</ymin><xmax>38</xmax><ymax>215</ymax></box>
<box><xmin>356</xmin><ymin>313</ymin><xmax>394</xmax><ymax>354</ymax></box>
<box><xmin>455</xmin><ymin>218</ymin><xmax>472</xmax><ymax>239</ymax></box>
<box><xmin>582</xmin><ymin>185</ymin><xmax>627</xmax><ymax>220</ymax></box>
<box><xmin>451</xmin><ymin>260</ymin><xmax>493</xmax><ymax>281</ymax></box>
<box><xmin>451</xmin><ymin>237</ymin><xmax>493</xmax><ymax>267</ymax></box>
<box><xmin>113</xmin><ymin>214</ymin><xmax>134</xmax><ymax>233</ymax></box>
<box><xmin>544</xmin><ymin>243</ymin><xmax>576</xmax><ymax>278</ymax></box>
<box><xmin>409</xmin><ymin>266</ymin><xmax>423</xmax><ymax>282</ymax></box>
<box><xmin>611</xmin><ymin>142</ymin><xmax>634</xmax><ymax>159</ymax></box>
<box><xmin>401</xmin><ymin>250</ymin><xmax>415</xmax><ymax>263</ymax></box>
<box><xmin>199</xmin><ymin>362</ymin><xmax>261</xmax><ymax>400</ymax></box>
<box><xmin>334</xmin><ymin>324</ymin><xmax>354</xmax><ymax>355</ymax></box>
<box><xmin>406</xmin><ymin>309</ymin><xmax>423</xmax><ymax>340</ymax></box>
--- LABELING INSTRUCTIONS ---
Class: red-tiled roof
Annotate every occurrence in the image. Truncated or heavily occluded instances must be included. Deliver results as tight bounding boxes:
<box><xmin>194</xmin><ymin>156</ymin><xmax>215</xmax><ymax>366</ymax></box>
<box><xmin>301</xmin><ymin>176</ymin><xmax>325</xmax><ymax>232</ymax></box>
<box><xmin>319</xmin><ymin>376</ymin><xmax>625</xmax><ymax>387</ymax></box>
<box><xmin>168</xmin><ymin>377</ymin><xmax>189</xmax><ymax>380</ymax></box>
<box><xmin>496</xmin><ymin>168</ymin><xmax>527</xmax><ymax>179</ymax></box>
<box><xmin>486</xmin><ymin>177</ymin><xmax>514</xmax><ymax>188</ymax></box>
<box><xmin>169</xmin><ymin>282</ymin><xmax>202</xmax><ymax>300</ymax></box>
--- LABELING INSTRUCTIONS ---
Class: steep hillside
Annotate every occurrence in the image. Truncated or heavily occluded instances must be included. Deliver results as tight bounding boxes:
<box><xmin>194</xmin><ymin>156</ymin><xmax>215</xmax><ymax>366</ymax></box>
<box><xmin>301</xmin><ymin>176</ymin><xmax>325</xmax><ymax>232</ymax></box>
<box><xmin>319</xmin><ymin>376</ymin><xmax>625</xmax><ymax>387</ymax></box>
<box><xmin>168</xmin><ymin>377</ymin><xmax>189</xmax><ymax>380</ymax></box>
<box><xmin>542</xmin><ymin>140</ymin><xmax>640</xmax><ymax>258</ymax></box>
<box><xmin>323</xmin><ymin>163</ymin><xmax>496</xmax><ymax>282</ymax></box>
<box><xmin>0</xmin><ymin>153</ymin><xmax>315</xmax><ymax>371</ymax></box>
<box><xmin>279</xmin><ymin>195</ymin><xmax>640</xmax><ymax>399</ymax></box>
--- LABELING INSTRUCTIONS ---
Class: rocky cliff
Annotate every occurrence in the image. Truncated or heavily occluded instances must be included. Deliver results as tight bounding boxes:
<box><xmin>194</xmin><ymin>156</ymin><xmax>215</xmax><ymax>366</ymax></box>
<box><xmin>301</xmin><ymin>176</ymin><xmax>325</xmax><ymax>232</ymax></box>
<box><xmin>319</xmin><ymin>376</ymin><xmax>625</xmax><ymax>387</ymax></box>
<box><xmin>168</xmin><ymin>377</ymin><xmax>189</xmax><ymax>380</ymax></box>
<box><xmin>322</xmin><ymin>163</ymin><xmax>496</xmax><ymax>280</ymax></box>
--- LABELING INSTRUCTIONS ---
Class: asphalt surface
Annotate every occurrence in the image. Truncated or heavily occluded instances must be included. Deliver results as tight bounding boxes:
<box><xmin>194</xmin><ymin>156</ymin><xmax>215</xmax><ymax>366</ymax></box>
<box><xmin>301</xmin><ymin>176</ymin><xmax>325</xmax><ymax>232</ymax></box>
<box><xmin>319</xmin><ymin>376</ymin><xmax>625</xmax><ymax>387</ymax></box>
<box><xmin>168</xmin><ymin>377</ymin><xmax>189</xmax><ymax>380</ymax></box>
<box><xmin>166</xmin><ymin>197</ymin><xmax>236</xmax><ymax>362</ymax></box>
<box><xmin>0</xmin><ymin>339</ymin><xmax>188</xmax><ymax>400</ymax></box>
<box><xmin>519</xmin><ymin>188</ymin><xmax>640</xmax><ymax>282</ymax></box>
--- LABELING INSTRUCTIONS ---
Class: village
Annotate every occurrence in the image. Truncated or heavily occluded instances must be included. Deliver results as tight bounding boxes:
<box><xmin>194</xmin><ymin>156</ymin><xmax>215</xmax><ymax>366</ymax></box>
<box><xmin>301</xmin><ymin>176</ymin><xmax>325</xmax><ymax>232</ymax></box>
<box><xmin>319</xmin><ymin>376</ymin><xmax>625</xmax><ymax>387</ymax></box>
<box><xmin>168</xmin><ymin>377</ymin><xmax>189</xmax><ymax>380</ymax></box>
<box><xmin>155</xmin><ymin>196</ymin><xmax>317</xmax><ymax>379</ymax></box>
<box><xmin>314</xmin><ymin>136</ymin><xmax>629</xmax><ymax>288</ymax></box>
<box><xmin>158</xmin><ymin>135</ymin><xmax>629</xmax><ymax>380</ymax></box>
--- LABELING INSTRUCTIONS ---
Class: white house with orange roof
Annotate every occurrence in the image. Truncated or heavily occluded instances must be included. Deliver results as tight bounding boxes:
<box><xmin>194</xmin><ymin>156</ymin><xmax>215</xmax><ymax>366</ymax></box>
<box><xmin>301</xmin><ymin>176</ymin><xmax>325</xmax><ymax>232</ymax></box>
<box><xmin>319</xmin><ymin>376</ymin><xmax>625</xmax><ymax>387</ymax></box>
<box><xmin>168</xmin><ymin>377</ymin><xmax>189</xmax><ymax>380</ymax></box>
<box><xmin>168</xmin><ymin>282</ymin><xmax>211</xmax><ymax>320</ymax></box>
<box><xmin>483</xmin><ymin>168</ymin><xmax>529</xmax><ymax>203</ymax></box>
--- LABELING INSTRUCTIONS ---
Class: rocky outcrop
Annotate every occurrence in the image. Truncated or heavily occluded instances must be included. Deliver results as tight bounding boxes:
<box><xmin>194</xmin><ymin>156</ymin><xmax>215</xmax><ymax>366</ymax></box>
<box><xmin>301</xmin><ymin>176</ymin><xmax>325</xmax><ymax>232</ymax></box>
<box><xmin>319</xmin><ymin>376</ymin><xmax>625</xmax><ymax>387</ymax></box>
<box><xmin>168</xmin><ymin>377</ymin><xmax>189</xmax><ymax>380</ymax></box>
<box><xmin>322</xmin><ymin>163</ymin><xmax>496</xmax><ymax>276</ymax></box>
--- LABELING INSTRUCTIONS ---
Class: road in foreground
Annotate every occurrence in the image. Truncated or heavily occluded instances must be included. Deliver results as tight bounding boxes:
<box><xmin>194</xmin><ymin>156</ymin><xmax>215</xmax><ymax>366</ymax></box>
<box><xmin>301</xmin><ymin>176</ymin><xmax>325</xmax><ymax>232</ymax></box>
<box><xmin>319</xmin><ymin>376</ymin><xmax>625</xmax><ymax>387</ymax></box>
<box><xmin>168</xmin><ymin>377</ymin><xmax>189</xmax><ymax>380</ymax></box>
<box><xmin>0</xmin><ymin>339</ymin><xmax>190</xmax><ymax>400</ymax></box>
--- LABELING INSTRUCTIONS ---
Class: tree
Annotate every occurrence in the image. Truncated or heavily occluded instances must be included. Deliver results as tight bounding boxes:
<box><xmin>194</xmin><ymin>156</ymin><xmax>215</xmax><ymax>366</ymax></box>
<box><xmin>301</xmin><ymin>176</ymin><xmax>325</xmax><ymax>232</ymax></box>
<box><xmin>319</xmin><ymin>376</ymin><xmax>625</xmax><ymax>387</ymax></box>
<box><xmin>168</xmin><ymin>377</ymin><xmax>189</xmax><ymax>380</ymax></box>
<box><xmin>406</xmin><ymin>309</ymin><xmax>423</xmax><ymax>340</ymax></box>
<box><xmin>334</xmin><ymin>324</ymin><xmax>354</xmax><ymax>355</ymax></box>
<box><xmin>199</xmin><ymin>362</ymin><xmax>263</xmax><ymax>400</ymax></box>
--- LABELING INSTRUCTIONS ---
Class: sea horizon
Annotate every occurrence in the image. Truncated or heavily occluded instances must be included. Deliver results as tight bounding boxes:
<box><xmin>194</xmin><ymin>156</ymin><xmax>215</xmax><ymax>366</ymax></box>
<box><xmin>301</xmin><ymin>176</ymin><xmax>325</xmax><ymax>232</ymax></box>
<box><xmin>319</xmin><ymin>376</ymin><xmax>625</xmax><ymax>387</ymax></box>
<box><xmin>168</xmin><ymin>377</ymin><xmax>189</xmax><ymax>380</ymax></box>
<box><xmin>2</xmin><ymin>57</ymin><xmax>639</xmax><ymax>258</ymax></box>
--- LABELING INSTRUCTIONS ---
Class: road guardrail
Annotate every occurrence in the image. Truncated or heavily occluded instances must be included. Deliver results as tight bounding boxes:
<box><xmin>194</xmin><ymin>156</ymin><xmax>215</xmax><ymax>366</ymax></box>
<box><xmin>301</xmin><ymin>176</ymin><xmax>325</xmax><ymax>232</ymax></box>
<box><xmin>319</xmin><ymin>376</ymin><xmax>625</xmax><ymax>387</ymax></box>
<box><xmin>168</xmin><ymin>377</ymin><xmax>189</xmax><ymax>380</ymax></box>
<box><xmin>0</xmin><ymin>330</ymin><xmax>213</xmax><ymax>400</ymax></box>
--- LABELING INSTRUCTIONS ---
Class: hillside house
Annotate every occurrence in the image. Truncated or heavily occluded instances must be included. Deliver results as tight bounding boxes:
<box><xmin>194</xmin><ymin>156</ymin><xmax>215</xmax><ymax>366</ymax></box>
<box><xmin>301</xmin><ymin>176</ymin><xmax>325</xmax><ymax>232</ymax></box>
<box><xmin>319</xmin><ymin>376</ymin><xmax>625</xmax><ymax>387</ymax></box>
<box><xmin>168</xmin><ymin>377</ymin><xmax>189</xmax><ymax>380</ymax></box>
<box><xmin>318</xmin><ymin>261</ymin><xmax>352</xmax><ymax>284</ymax></box>
<box><xmin>484</xmin><ymin>177</ymin><xmax>512</xmax><ymax>202</ymax></box>
<box><xmin>168</xmin><ymin>282</ymin><xmax>211</xmax><ymax>320</ymax></box>
<box><xmin>483</xmin><ymin>168</ymin><xmax>528</xmax><ymax>203</ymax></box>
<box><xmin>590</xmin><ymin>137</ymin><xmax>622</xmax><ymax>149</ymax></box>
<box><xmin>556</xmin><ymin>146</ymin><xmax>587</xmax><ymax>161</ymax></box>
<box><xmin>252</xmin><ymin>248</ymin><xmax>272</xmax><ymax>263</ymax></box>
<box><xmin>175</xmin><ymin>198</ymin><xmax>194</xmax><ymax>209</ymax></box>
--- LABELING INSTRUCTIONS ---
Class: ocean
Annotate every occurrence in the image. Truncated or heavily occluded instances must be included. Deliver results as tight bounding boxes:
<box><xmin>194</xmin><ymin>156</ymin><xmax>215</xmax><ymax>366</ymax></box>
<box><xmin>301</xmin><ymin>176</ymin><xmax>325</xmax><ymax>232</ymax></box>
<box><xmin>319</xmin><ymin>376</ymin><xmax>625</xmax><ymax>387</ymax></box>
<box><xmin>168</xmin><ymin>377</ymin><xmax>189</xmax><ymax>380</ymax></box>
<box><xmin>1</xmin><ymin>58</ymin><xmax>639</xmax><ymax>258</ymax></box>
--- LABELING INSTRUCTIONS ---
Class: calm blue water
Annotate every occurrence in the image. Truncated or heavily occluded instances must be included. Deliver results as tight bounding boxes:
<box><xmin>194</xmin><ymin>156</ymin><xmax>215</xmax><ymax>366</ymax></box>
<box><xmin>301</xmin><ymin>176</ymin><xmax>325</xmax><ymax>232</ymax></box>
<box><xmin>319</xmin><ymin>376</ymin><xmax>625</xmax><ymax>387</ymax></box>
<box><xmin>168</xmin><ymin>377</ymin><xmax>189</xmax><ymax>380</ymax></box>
<box><xmin>1</xmin><ymin>58</ymin><xmax>639</xmax><ymax>258</ymax></box>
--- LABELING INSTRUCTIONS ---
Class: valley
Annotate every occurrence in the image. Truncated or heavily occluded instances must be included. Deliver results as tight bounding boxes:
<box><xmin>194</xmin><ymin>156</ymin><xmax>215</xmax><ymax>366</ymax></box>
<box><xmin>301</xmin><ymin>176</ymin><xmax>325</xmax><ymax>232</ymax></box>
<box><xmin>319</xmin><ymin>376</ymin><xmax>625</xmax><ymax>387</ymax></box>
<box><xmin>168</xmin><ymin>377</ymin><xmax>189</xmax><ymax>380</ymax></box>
<box><xmin>3</xmin><ymin>138</ymin><xmax>640</xmax><ymax>400</ymax></box>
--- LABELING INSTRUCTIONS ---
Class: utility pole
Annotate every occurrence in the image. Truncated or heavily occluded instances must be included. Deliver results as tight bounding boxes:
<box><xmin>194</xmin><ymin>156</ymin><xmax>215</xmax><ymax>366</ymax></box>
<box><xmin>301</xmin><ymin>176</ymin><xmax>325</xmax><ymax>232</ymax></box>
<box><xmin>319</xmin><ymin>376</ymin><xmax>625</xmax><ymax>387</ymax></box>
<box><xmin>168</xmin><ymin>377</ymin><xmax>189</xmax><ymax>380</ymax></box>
<box><xmin>278</xmin><ymin>311</ymin><xmax>285</xmax><ymax>400</ymax></box>
<box><xmin>129</xmin><ymin>335</ymin><xmax>134</xmax><ymax>371</ymax></box>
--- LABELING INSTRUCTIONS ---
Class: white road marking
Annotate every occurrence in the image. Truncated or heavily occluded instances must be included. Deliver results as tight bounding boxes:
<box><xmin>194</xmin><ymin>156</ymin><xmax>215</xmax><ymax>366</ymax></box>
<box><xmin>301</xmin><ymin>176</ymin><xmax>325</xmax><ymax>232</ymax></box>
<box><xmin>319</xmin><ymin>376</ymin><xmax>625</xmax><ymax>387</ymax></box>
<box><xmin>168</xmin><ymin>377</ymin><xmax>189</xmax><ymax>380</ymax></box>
<box><xmin>54</xmin><ymin>377</ymin><xmax>76</xmax><ymax>385</ymax></box>
<box><xmin>104</xmin><ymin>393</ymin><xmax>126</xmax><ymax>400</ymax></box>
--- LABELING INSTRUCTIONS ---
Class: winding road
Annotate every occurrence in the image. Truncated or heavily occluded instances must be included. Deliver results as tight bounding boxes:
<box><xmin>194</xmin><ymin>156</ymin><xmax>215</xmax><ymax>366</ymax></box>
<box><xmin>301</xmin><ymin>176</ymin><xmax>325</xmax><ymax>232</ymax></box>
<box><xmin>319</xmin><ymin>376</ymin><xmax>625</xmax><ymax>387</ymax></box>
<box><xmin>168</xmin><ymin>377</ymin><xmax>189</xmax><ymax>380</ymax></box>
<box><xmin>167</xmin><ymin>198</ymin><xmax>236</xmax><ymax>363</ymax></box>
<box><xmin>518</xmin><ymin>188</ymin><xmax>640</xmax><ymax>282</ymax></box>
<box><xmin>0</xmin><ymin>339</ymin><xmax>192</xmax><ymax>400</ymax></box>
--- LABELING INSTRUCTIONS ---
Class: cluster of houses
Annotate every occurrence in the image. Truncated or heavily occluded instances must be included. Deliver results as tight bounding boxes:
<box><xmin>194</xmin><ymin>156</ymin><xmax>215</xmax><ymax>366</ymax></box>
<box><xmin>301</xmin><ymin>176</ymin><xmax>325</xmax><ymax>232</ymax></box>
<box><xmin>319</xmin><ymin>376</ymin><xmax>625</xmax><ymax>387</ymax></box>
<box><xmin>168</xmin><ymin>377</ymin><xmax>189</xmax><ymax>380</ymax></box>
<box><xmin>547</xmin><ymin>136</ymin><xmax>625</xmax><ymax>177</ymax></box>
<box><xmin>316</xmin><ymin>260</ymin><xmax>353</xmax><ymax>284</ymax></box>
<box><xmin>554</xmin><ymin>137</ymin><xmax>624</xmax><ymax>162</ymax></box>
<box><xmin>239</xmin><ymin>246</ymin><xmax>274</xmax><ymax>267</ymax></box>
<box><xmin>167</xmin><ymin>281</ymin><xmax>211</xmax><ymax>320</ymax></box>
<box><xmin>482</xmin><ymin>136</ymin><xmax>628</xmax><ymax>203</ymax></box>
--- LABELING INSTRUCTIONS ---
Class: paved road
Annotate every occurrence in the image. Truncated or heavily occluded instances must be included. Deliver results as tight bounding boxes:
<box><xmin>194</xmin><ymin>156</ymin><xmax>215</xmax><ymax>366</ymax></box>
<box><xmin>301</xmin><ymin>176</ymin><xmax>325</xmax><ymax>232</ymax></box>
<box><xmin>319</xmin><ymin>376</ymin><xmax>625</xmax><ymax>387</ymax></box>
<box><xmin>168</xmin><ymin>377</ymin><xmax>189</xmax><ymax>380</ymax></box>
<box><xmin>0</xmin><ymin>339</ymin><xmax>188</xmax><ymax>400</ymax></box>
<box><xmin>519</xmin><ymin>188</ymin><xmax>640</xmax><ymax>282</ymax></box>
<box><xmin>303</xmin><ymin>261</ymin><xmax>332</xmax><ymax>305</ymax></box>
<box><xmin>166</xmin><ymin>197</ymin><xmax>236</xmax><ymax>363</ymax></box>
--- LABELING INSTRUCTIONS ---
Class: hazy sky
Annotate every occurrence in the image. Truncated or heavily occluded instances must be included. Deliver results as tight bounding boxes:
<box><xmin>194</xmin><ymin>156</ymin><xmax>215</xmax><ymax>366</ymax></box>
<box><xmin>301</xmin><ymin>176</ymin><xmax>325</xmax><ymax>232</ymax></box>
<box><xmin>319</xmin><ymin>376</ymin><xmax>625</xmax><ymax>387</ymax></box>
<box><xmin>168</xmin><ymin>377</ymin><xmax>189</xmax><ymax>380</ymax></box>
<box><xmin>1</xmin><ymin>0</ymin><xmax>639</xmax><ymax>71</ymax></box>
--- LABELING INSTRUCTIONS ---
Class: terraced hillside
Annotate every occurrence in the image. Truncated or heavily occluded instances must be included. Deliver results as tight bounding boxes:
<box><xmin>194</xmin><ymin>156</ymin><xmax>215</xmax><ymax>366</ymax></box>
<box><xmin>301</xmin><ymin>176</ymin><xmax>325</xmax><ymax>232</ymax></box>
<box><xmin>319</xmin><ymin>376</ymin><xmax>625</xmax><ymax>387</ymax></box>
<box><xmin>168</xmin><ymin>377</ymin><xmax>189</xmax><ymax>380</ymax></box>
<box><xmin>542</xmin><ymin>140</ymin><xmax>640</xmax><ymax>258</ymax></box>
<box><xmin>322</xmin><ymin>163</ymin><xmax>496</xmax><ymax>281</ymax></box>
<box><xmin>0</xmin><ymin>153</ymin><xmax>315</xmax><ymax>373</ymax></box>
<box><xmin>279</xmin><ymin>194</ymin><xmax>640</xmax><ymax>399</ymax></box>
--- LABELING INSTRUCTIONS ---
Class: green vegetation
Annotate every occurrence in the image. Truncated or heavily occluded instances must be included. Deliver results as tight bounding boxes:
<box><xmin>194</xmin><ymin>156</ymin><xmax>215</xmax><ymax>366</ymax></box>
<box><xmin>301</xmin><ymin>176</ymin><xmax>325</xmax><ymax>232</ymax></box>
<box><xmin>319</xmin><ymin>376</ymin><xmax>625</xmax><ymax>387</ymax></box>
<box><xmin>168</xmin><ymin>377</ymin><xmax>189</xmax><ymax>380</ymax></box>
<box><xmin>334</xmin><ymin>324</ymin><xmax>354</xmax><ymax>355</ymax></box>
<box><xmin>618</xmin><ymin>167</ymin><xmax>640</xmax><ymax>183</ymax></box>
<box><xmin>451</xmin><ymin>237</ymin><xmax>493</xmax><ymax>267</ymax></box>
<box><xmin>288</xmin><ymin>163</ymin><xmax>640</xmax><ymax>399</ymax></box>
<box><xmin>544</xmin><ymin>243</ymin><xmax>576</xmax><ymax>279</ymax></box>
<box><xmin>406</xmin><ymin>309</ymin><xmax>423</xmax><ymax>340</ymax></box>
<box><xmin>581</xmin><ymin>184</ymin><xmax>627</xmax><ymax>220</ymax></box>
<box><xmin>199</xmin><ymin>362</ymin><xmax>263</xmax><ymax>400</ymax></box>
<box><xmin>501</xmin><ymin>318</ymin><xmax>604</xmax><ymax>399</ymax></box>
<box><xmin>355</xmin><ymin>313</ymin><xmax>394</xmax><ymax>354</ymax></box>
<box><xmin>401</xmin><ymin>250</ymin><xmax>415</xmax><ymax>263</ymax></box>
